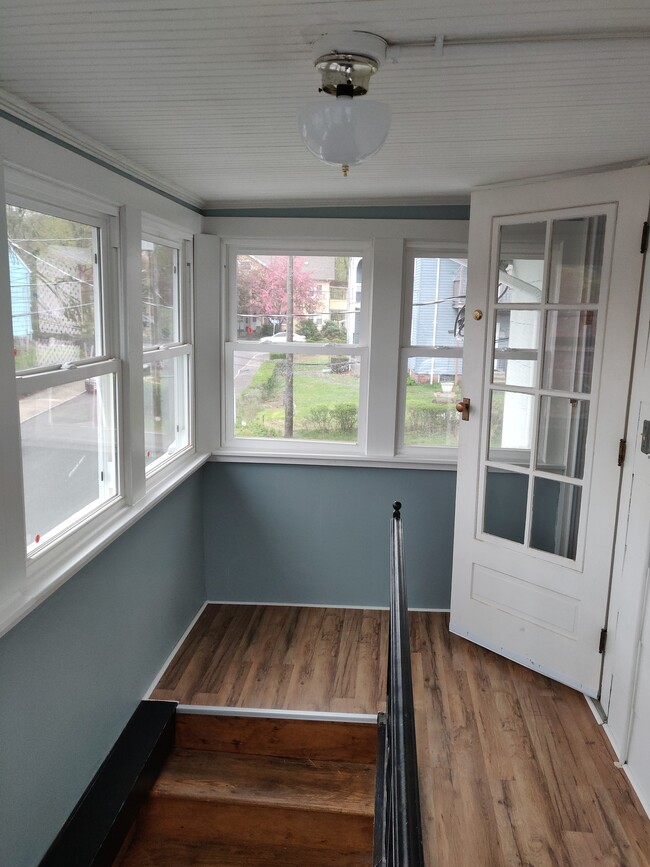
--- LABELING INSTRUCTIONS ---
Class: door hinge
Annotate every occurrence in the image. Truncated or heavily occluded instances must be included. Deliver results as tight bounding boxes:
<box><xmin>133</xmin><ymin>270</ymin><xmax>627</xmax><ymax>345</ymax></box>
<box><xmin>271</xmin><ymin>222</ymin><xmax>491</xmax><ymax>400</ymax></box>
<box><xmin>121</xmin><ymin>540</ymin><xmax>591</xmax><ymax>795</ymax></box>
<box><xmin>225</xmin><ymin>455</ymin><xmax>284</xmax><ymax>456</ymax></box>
<box><xmin>618</xmin><ymin>439</ymin><xmax>627</xmax><ymax>466</ymax></box>
<box><xmin>642</xmin><ymin>221</ymin><xmax>649</xmax><ymax>255</ymax></box>
<box><xmin>599</xmin><ymin>628</ymin><xmax>608</xmax><ymax>654</ymax></box>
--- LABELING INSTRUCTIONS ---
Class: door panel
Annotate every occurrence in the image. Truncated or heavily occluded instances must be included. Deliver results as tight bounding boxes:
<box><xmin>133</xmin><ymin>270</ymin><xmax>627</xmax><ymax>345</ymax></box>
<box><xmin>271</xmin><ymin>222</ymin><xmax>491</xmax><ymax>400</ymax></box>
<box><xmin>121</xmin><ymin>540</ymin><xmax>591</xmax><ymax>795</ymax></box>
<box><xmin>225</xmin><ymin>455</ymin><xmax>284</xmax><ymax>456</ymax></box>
<box><xmin>450</xmin><ymin>166</ymin><xmax>650</xmax><ymax>696</ymax></box>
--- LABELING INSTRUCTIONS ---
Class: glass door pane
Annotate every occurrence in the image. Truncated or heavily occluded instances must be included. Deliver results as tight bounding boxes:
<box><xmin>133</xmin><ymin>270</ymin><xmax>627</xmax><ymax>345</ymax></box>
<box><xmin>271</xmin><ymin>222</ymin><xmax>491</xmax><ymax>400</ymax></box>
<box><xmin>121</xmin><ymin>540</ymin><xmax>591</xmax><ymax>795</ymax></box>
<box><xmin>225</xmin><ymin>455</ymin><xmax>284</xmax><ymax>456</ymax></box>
<box><xmin>542</xmin><ymin>310</ymin><xmax>597</xmax><ymax>393</ymax></box>
<box><xmin>531</xmin><ymin>478</ymin><xmax>582</xmax><ymax>559</ymax></box>
<box><xmin>547</xmin><ymin>215</ymin><xmax>606</xmax><ymax>304</ymax></box>
<box><xmin>536</xmin><ymin>396</ymin><xmax>589</xmax><ymax>479</ymax></box>
<box><xmin>482</xmin><ymin>214</ymin><xmax>606</xmax><ymax>560</ymax></box>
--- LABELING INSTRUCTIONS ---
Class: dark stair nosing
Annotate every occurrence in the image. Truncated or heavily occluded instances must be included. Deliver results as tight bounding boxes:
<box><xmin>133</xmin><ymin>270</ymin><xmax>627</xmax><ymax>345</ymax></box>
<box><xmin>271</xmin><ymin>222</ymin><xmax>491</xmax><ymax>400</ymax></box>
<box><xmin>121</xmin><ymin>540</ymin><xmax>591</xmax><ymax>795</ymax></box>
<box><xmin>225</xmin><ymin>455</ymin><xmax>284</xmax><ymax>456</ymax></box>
<box><xmin>38</xmin><ymin>699</ymin><xmax>176</xmax><ymax>867</ymax></box>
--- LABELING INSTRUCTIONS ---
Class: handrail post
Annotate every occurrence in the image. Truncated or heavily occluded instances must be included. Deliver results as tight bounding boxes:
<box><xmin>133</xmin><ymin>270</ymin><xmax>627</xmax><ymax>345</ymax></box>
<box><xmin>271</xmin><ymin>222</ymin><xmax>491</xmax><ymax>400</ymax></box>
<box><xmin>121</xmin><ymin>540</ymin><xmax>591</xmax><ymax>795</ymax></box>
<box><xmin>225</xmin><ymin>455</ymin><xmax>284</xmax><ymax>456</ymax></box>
<box><xmin>374</xmin><ymin>502</ymin><xmax>425</xmax><ymax>867</ymax></box>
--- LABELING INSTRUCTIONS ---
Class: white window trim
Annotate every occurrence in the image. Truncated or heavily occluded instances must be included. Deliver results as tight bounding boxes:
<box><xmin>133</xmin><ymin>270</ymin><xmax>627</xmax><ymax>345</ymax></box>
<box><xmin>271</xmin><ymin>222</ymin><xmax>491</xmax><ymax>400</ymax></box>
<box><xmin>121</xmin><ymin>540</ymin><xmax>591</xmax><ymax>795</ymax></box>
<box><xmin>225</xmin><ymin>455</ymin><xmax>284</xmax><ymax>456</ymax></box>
<box><xmin>0</xmin><ymin>172</ymin><xmax>206</xmax><ymax>638</ymax></box>
<box><xmin>7</xmin><ymin>193</ymin><xmax>123</xmax><ymax>556</ymax></box>
<box><xmin>397</xmin><ymin>246</ymin><xmax>466</xmax><ymax>462</ymax></box>
<box><xmin>141</xmin><ymin>226</ymin><xmax>195</xmax><ymax>478</ymax></box>
<box><xmin>210</xmin><ymin>225</ymin><xmax>469</xmax><ymax>465</ymax></box>
<box><xmin>221</xmin><ymin>239</ymin><xmax>371</xmax><ymax>455</ymax></box>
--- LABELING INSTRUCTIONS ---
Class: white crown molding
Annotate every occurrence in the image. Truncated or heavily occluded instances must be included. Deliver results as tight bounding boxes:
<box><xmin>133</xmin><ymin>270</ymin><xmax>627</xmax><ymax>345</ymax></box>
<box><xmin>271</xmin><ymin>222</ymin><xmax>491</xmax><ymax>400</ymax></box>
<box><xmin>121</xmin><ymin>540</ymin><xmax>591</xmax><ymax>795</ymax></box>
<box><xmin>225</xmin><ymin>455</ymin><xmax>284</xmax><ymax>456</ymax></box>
<box><xmin>0</xmin><ymin>87</ymin><xmax>203</xmax><ymax>210</ymax></box>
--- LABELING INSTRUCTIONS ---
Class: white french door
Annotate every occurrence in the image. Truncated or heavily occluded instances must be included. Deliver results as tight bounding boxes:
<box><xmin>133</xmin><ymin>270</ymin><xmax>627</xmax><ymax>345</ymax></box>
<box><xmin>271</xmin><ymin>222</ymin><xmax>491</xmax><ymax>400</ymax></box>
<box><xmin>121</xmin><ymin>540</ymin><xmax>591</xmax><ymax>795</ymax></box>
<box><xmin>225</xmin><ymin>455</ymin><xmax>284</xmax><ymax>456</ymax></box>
<box><xmin>450</xmin><ymin>166</ymin><xmax>650</xmax><ymax>696</ymax></box>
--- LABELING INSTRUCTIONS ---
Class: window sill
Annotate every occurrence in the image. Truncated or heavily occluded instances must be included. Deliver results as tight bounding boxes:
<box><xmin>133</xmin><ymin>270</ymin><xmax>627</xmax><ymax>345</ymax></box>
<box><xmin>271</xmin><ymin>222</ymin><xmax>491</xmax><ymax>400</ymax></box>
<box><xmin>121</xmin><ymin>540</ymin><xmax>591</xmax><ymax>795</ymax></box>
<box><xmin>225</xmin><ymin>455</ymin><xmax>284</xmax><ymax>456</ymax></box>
<box><xmin>210</xmin><ymin>449</ymin><xmax>458</xmax><ymax>471</ymax></box>
<box><xmin>0</xmin><ymin>452</ymin><xmax>210</xmax><ymax>640</ymax></box>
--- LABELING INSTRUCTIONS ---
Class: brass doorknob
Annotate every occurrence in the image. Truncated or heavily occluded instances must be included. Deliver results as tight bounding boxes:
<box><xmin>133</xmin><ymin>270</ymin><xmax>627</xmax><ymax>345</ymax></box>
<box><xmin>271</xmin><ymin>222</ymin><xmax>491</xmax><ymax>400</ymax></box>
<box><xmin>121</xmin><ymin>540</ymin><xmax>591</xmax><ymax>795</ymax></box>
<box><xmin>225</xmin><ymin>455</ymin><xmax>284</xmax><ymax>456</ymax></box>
<box><xmin>456</xmin><ymin>397</ymin><xmax>470</xmax><ymax>421</ymax></box>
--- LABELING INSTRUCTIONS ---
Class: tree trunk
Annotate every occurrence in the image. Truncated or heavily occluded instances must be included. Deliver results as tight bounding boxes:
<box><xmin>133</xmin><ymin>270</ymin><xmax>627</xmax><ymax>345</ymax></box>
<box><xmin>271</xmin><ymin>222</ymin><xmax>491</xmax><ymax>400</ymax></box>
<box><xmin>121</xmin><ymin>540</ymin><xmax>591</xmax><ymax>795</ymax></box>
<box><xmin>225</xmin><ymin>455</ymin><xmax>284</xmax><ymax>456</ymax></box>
<box><xmin>284</xmin><ymin>256</ymin><xmax>294</xmax><ymax>438</ymax></box>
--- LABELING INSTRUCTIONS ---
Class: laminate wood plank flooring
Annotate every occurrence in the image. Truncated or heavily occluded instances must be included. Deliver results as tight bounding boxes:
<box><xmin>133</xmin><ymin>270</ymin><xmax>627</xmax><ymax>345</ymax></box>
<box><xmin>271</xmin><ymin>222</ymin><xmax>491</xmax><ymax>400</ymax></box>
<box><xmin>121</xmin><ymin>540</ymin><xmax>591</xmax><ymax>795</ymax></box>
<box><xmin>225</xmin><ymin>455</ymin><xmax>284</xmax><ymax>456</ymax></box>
<box><xmin>151</xmin><ymin>604</ymin><xmax>650</xmax><ymax>866</ymax></box>
<box><xmin>152</xmin><ymin>604</ymin><xmax>387</xmax><ymax>713</ymax></box>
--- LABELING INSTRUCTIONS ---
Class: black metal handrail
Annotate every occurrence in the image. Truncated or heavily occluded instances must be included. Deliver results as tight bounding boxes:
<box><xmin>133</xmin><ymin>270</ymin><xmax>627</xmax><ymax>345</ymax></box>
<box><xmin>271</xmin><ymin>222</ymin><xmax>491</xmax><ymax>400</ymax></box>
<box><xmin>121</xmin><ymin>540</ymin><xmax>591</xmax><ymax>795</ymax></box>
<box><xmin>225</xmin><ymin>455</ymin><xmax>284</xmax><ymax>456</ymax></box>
<box><xmin>374</xmin><ymin>502</ymin><xmax>425</xmax><ymax>867</ymax></box>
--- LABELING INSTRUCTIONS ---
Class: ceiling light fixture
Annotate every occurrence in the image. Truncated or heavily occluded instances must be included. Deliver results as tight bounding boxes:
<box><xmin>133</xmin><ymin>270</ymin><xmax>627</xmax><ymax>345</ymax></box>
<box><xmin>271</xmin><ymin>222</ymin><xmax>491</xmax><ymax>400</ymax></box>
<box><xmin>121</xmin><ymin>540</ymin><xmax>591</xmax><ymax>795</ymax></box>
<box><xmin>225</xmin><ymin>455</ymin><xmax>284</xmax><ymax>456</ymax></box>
<box><xmin>298</xmin><ymin>32</ymin><xmax>391</xmax><ymax>177</ymax></box>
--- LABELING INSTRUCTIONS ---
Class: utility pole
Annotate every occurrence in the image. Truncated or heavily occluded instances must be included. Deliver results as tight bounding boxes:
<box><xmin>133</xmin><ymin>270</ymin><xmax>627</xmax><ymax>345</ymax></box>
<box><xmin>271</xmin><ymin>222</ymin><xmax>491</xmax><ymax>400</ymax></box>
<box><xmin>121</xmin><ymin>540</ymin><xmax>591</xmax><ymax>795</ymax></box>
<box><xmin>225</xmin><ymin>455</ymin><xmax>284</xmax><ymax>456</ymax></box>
<box><xmin>284</xmin><ymin>255</ymin><xmax>294</xmax><ymax>438</ymax></box>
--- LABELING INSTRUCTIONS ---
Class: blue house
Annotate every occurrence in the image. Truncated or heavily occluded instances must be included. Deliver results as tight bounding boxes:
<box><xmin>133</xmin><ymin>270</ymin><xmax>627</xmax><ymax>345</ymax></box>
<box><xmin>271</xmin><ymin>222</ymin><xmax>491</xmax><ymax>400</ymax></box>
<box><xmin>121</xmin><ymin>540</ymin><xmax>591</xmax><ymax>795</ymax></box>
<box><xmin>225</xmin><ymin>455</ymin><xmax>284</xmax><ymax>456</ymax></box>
<box><xmin>8</xmin><ymin>245</ymin><xmax>32</xmax><ymax>339</ymax></box>
<box><xmin>410</xmin><ymin>257</ymin><xmax>466</xmax><ymax>380</ymax></box>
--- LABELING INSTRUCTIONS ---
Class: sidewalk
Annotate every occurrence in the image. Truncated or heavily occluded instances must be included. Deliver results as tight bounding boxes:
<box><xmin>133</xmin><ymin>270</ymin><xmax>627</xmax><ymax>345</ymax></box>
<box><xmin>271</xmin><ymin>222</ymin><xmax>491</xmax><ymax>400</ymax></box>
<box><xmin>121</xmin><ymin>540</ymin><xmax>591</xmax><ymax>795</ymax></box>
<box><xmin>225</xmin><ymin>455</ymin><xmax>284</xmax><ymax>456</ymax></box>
<box><xmin>19</xmin><ymin>381</ymin><xmax>87</xmax><ymax>423</ymax></box>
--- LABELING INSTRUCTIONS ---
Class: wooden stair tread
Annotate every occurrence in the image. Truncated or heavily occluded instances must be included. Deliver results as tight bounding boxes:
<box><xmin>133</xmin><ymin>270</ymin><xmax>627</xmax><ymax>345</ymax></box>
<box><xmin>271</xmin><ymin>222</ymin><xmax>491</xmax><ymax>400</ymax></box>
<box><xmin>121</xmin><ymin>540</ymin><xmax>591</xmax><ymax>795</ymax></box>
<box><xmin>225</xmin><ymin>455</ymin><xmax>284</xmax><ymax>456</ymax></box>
<box><xmin>133</xmin><ymin>797</ymin><xmax>373</xmax><ymax>853</ymax></box>
<box><xmin>151</xmin><ymin>748</ymin><xmax>375</xmax><ymax>816</ymax></box>
<box><xmin>118</xmin><ymin>837</ymin><xmax>373</xmax><ymax>866</ymax></box>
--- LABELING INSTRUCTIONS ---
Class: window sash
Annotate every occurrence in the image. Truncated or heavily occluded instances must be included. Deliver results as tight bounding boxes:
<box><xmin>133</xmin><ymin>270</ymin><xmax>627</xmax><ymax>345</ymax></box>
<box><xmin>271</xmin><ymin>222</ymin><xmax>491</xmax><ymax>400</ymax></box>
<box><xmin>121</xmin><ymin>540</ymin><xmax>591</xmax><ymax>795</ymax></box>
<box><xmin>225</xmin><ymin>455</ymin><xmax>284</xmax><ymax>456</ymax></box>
<box><xmin>227</xmin><ymin>245</ymin><xmax>367</xmax><ymax>345</ymax></box>
<box><xmin>7</xmin><ymin>200</ymin><xmax>115</xmax><ymax>374</ymax></box>
<box><xmin>141</xmin><ymin>230</ymin><xmax>194</xmax><ymax>479</ymax></box>
<box><xmin>141</xmin><ymin>236</ymin><xmax>182</xmax><ymax>350</ymax></box>
<box><xmin>19</xmin><ymin>368</ymin><xmax>120</xmax><ymax>555</ymax></box>
<box><xmin>223</xmin><ymin>244</ymin><xmax>369</xmax><ymax>453</ymax></box>
<box><xmin>143</xmin><ymin>349</ymin><xmax>192</xmax><ymax>474</ymax></box>
<box><xmin>398</xmin><ymin>250</ymin><xmax>467</xmax><ymax>457</ymax></box>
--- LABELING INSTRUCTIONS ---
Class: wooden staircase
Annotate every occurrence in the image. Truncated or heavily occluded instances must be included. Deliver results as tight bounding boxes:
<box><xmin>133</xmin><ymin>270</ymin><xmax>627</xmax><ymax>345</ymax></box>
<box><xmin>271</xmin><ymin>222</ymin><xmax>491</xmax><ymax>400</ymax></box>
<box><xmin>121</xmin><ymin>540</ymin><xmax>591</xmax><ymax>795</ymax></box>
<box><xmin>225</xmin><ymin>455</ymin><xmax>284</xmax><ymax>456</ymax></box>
<box><xmin>114</xmin><ymin>713</ymin><xmax>378</xmax><ymax>866</ymax></box>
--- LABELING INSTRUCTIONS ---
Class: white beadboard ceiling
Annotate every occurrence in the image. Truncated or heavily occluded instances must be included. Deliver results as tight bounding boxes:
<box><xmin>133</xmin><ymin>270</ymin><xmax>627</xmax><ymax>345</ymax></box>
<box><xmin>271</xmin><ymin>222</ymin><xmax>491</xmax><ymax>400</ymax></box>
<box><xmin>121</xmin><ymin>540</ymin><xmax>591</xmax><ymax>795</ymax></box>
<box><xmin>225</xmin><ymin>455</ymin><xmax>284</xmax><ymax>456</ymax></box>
<box><xmin>1</xmin><ymin>0</ymin><xmax>650</xmax><ymax>208</ymax></box>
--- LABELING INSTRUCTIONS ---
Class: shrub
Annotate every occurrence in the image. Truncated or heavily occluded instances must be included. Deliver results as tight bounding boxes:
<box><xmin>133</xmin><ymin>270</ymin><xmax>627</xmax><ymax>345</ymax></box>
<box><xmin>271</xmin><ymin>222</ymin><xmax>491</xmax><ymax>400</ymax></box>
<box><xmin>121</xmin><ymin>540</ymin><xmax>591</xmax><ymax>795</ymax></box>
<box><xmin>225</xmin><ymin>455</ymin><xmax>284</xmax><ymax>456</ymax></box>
<box><xmin>321</xmin><ymin>320</ymin><xmax>347</xmax><ymax>342</ymax></box>
<box><xmin>308</xmin><ymin>405</ymin><xmax>331</xmax><ymax>431</ymax></box>
<box><xmin>296</xmin><ymin>319</ymin><xmax>319</xmax><ymax>341</ymax></box>
<box><xmin>240</xmin><ymin>419</ymin><xmax>278</xmax><ymax>437</ymax></box>
<box><xmin>331</xmin><ymin>403</ymin><xmax>357</xmax><ymax>434</ymax></box>
<box><xmin>406</xmin><ymin>405</ymin><xmax>451</xmax><ymax>436</ymax></box>
<box><xmin>261</xmin><ymin>361</ymin><xmax>283</xmax><ymax>398</ymax></box>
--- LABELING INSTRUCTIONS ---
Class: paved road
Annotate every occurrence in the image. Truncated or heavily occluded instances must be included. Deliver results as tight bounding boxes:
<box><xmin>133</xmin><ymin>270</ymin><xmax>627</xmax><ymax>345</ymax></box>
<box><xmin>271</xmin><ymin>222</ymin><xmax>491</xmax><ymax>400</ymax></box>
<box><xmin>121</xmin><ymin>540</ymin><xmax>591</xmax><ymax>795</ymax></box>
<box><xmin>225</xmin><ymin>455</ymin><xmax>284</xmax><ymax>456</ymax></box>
<box><xmin>20</xmin><ymin>391</ymin><xmax>109</xmax><ymax>544</ymax></box>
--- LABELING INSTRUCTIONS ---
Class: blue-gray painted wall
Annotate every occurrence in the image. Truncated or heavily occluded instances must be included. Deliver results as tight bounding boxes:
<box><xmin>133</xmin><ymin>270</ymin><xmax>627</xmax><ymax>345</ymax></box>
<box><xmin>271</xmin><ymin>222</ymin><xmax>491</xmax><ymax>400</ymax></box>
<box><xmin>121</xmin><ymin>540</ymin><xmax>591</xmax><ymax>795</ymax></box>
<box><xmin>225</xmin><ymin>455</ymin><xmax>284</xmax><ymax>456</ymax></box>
<box><xmin>202</xmin><ymin>462</ymin><xmax>456</xmax><ymax>610</ymax></box>
<box><xmin>1</xmin><ymin>461</ymin><xmax>458</xmax><ymax>866</ymax></box>
<box><xmin>0</xmin><ymin>473</ymin><xmax>205</xmax><ymax>867</ymax></box>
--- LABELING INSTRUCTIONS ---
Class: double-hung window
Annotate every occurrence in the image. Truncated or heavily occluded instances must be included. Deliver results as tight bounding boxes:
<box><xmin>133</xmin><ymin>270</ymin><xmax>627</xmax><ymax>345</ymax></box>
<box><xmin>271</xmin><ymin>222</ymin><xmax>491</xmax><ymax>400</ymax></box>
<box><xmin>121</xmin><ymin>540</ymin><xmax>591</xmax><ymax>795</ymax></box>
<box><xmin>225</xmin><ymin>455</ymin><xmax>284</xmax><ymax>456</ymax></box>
<box><xmin>141</xmin><ymin>233</ymin><xmax>193</xmax><ymax>474</ymax></box>
<box><xmin>398</xmin><ymin>251</ymin><xmax>466</xmax><ymax>457</ymax></box>
<box><xmin>7</xmin><ymin>200</ymin><xmax>119</xmax><ymax>554</ymax></box>
<box><xmin>223</xmin><ymin>247</ymin><xmax>367</xmax><ymax>452</ymax></box>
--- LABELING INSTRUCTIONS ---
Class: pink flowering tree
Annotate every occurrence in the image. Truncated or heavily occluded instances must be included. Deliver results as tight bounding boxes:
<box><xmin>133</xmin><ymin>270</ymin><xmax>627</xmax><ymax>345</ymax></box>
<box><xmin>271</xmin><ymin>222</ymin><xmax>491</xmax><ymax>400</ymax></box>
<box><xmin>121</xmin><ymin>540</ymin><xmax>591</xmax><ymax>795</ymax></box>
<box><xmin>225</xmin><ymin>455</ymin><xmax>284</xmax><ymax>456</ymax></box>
<box><xmin>237</xmin><ymin>255</ymin><xmax>321</xmax><ymax>331</ymax></box>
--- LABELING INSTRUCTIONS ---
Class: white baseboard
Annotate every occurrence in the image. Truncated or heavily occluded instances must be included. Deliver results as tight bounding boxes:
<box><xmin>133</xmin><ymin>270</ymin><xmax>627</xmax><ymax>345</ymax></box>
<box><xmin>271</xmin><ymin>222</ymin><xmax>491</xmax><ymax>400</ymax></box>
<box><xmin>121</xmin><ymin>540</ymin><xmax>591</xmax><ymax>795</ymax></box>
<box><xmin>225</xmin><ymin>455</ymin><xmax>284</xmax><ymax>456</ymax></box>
<box><xmin>205</xmin><ymin>598</ymin><xmax>450</xmax><ymax>613</ymax></box>
<box><xmin>621</xmin><ymin>762</ymin><xmax>650</xmax><ymax>820</ymax></box>
<box><xmin>143</xmin><ymin>601</ymin><xmax>208</xmax><ymax>699</ymax></box>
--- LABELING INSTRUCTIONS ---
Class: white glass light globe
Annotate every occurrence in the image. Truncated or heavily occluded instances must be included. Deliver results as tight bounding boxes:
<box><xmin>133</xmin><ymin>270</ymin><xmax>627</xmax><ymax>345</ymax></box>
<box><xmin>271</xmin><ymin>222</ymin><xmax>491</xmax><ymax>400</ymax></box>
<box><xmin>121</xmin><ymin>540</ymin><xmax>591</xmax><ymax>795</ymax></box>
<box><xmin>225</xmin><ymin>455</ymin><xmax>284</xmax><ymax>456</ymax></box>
<box><xmin>298</xmin><ymin>95</ymin><xmax>391</xmax><ymax>167</ymax></box>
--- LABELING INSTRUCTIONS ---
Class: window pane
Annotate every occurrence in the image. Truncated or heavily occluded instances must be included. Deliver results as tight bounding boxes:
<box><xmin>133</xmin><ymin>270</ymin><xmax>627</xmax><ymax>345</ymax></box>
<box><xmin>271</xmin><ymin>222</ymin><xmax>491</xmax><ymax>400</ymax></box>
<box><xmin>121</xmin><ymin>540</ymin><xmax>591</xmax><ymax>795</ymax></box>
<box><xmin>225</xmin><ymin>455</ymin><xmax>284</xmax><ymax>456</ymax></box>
<box><xmin>548</xmin><ymin>215</ymin><xmax>606</xmax><ymax>305</ymax></box>
<box><xmin>531</xmin><ymin>477</ymin><xmax>581</xmax><ymax>559</ymax></box>
<box><xmin>144</xmin><ymin>355</ymin><xmax>189</xmax><ymax>469</ymax></box>
<box><xmin>492</xmin><ymin>309</ymin><xmax>540</xmax><ymax>386</ymax></box>
<box><xmin>497</xmin><ymin>223</ymin><xmax>546</xmax><ymax>304</ymax></box>
<box><xmin>234</xmin><ymin>351</ymin><xmax>360</xmax><ymax>442</ymax></box>
<box><xmin>488</xmin><ymin>390</ymin><xmax>534</xmax><ymax>466</ymax></box>
<box><xmin>7</xmin><ymin>205</ymin><xmax>101</xmax><ymax>370</ymax></box>
<box><xmin>542</xmin><ymin>310</ymin><xmax>597</xmax><ymax>394</ymax></box>
<box><xmin>235</xmin><ymin>254</ymin><xmax>361</xmax><ymax>344</ymax></box>
<box><xmin>536</xmin><ymin>396</ymin><xmax>589</xmax><ymax>479</ymax></box>
<box><xmin>409</xmin><ymin>257</ymin><xmax>466</xmax><ymax>348</ymax></box>
<box><xmin>484</xmin><ymin>468</ymin><xmax>528</xmax><ymax>543</ymax></box>
<box><xmin>404</xmin><ymin>356</ymin><xmax>462</xmax><ymax>446</ymax></box>
<box><xmin>142</xmin><ymin>240</ymin><xmax>179</xmax><ymax>349</ymax></box>
<box><xmin>19</xmin><ymin>374</ymin><xmax>118</xmax><ymax>550</ymax></box>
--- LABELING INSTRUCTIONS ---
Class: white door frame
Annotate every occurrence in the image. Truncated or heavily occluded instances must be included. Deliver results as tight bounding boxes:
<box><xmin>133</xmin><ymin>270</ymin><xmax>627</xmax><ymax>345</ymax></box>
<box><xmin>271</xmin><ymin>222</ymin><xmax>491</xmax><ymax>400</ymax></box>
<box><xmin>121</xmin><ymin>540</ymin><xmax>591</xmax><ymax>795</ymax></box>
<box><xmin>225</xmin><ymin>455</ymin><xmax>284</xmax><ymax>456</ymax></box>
<box><xmin>602</xmin><ymin>234</ymin><xmax>650</xmax><ymax>764</ymax></box>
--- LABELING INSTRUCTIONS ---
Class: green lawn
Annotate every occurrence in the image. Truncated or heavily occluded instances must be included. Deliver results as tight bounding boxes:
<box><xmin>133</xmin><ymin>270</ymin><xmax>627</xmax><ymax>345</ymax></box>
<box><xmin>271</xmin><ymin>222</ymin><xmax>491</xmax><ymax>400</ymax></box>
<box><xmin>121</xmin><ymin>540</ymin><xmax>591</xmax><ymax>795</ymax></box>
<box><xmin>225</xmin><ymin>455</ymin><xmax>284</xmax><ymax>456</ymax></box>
<box><xmin>236</xmin><ymin>358</ymin><xmax>465</xmax><ymax>446</ymax></box>
<box><xmin>236</xmin><ymin>356</ymin><xmax>359</xmax><ymax>440</ymax></box>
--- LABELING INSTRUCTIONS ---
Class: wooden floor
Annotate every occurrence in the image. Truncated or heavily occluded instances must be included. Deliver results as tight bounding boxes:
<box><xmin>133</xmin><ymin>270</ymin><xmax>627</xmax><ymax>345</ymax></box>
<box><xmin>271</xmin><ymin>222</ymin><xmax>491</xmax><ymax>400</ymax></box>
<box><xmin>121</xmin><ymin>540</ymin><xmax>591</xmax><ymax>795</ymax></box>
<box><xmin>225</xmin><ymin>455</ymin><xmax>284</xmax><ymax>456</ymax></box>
<box><xmin>151</xmin><ymin>604</ymin><xmax>650</xmax><ymax>866</ymax></box>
